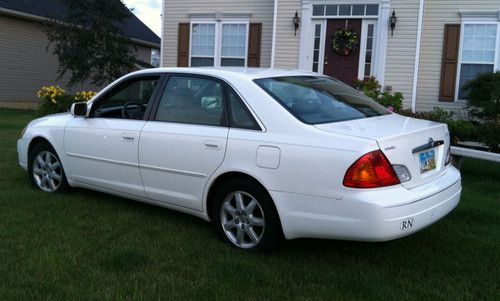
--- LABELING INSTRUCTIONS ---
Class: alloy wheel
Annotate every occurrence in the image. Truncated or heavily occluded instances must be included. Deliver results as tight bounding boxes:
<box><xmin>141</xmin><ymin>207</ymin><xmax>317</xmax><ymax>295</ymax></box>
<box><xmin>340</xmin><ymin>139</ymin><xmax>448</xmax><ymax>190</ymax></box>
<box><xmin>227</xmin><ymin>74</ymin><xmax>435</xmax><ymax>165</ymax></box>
<box><xmin>32</xmin><ymin>151</ymin><xmax>62</xmax><ymax>192</ymax></box>
<box><xmin>220</xmin><ymin>191</ymin><xmax>265</xmax><ymax>249</ymax></box>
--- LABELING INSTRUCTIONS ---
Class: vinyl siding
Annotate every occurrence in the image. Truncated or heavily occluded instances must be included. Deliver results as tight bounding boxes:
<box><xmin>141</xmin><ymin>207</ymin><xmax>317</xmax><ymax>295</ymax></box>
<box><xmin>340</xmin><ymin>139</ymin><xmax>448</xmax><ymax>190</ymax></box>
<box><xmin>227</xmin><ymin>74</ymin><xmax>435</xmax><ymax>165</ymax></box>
<box><xmin>274</xmin><ymin>0</ymin><xmax>301</xmax><ymax>68</ymax></box>
<box><xmin>161</xmin><ymin>0</ymin><xmax>274</xmax><ymax>67</ymax></box>
<box><xmin>417</xmin><ymin>0</ymin><xmax>500</xmax><ymax>112</ymax></box>
<box><xmin>384</xmin><ymin>0</ymin><xmax>420</xmax><ymax>109</ymax></box>
<box><xmin>0</xmin><ymin>15</ymin><xmax>153</xmax><ymax>105</ymax></box>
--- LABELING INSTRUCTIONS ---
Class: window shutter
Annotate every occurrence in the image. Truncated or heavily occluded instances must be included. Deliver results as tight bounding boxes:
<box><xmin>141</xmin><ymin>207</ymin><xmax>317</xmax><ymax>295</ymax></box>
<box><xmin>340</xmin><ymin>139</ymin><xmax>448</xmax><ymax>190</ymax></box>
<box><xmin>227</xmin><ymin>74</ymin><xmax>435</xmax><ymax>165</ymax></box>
<box><xmin>439</xmin><ymin>24</ymin><xmax>461</xmax><ymax>102</ymax></box>
<box><xmin>247</xmin><ymin>23</ymin><xmax>262</xmax><ymax>67</ymax></box>
<box><xmin>178</xmin><ymin>23</ymin><xmax>190</xmax><ymax>67</ymax></box>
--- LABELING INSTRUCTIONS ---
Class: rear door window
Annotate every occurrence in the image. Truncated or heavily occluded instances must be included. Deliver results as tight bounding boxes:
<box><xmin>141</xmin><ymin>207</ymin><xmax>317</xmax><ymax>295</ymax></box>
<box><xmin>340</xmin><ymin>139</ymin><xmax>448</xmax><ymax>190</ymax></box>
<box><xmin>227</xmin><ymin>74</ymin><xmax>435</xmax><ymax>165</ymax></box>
<box><xmin>155</xmin><ymin>75</ymin><xmax>226</xmax><ymax>126</ymax></box>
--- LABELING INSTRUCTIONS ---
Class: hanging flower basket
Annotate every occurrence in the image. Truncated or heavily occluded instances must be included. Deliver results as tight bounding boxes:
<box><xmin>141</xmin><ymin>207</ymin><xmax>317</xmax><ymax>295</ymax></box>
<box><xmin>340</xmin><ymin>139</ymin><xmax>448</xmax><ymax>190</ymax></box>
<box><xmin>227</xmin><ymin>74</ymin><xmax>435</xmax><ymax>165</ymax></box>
<box><xmin>330</xmin><ymin>29</ymin><xmax>359</xmax><ymax>56</ymax></box>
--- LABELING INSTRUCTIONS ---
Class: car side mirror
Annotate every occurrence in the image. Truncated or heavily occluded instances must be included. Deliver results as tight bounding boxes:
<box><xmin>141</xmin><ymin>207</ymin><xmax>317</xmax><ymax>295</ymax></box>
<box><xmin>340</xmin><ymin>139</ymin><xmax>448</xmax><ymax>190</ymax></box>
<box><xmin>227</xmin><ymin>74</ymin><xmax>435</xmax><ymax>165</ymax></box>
<box><xmin>70</xmin><ymin>102</ymin><xmax>88</xmax><ymax>117</ymax></box>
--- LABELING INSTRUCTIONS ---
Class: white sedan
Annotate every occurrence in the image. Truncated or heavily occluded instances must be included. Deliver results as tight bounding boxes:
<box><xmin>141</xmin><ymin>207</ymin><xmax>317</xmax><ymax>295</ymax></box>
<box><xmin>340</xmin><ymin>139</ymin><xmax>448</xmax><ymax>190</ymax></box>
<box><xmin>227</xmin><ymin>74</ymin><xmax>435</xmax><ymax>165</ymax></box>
<box><xmin>17</xmin><ymin>68</ymin><xmax>461</xmax><ymax>251</ymax></box>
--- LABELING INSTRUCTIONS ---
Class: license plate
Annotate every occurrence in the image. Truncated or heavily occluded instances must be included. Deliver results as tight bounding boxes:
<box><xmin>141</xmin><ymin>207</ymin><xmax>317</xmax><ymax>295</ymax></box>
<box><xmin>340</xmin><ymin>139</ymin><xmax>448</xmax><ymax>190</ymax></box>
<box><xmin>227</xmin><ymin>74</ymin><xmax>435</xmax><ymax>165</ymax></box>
<box><xmin>419</xmin><ymin>149</ymin><xmax>436</xmax><ymax>173</ymax></box>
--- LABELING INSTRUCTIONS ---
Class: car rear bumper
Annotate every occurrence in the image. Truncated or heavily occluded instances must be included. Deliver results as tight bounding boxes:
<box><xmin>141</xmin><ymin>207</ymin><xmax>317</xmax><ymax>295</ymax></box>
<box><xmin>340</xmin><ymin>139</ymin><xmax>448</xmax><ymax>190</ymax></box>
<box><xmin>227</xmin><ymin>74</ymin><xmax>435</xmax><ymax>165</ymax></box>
<box><xmin>271</xmin><ymin>166</ymin><xmax>461</xmax><ymax>241</ymax></box>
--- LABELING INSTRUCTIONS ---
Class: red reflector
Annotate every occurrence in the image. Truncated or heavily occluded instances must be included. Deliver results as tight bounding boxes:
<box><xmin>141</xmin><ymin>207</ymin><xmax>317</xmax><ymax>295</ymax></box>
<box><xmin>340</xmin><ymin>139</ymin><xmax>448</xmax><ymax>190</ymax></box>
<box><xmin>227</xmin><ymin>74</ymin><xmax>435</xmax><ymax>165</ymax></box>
<box><xmin>343</xmin><ymin>150</ymin><xmax>400</xmax><ymax>188</ymax></box>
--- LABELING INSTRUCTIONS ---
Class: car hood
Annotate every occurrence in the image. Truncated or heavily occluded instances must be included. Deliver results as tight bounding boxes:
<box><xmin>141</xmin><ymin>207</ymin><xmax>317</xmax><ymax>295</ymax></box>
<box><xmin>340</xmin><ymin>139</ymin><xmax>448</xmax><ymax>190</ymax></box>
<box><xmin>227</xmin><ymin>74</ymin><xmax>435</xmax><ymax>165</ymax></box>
<box><xmin>28</xmin><ymin>112</ymin><xmax>73</xmax><ymax>128</ymax></box>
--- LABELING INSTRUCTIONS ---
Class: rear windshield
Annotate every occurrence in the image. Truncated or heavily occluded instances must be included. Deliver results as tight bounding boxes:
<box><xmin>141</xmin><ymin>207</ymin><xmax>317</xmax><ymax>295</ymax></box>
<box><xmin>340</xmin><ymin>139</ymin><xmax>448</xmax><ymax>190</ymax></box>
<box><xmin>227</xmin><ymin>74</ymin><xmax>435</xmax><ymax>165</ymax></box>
<box><xmin>254</xmin><ymin>76</ymin><xmax>390</xmax><ymax>124</ymax></box>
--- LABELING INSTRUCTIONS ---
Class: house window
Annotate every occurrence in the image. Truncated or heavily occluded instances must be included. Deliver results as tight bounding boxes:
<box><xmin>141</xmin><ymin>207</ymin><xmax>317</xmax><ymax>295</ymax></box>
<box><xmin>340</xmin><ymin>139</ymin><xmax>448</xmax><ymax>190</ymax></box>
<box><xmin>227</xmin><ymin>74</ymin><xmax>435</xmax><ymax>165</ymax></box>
<box><xmin>364</xmin><ymin>23</ymin><xmax>375</xmax><ymax>78</ymax></box>
<box><xmin>190</xmin><ymin>23</ymin><xmax>216</xmax><ymax>67</ymax></box>
<box><xmin>221</xmin><ymin>24</ymin><xmax>247</xmax><ymax>66</ymax></box>
<box><xmin>312</xmin><ymin>24</ymin><xmax>322</xmax><ymax>72</ymax></box>
<box><xmin>458</xmin><ymin>23</ymin><xmax>499</xmax><ymax>99</ymax></box>
<box><xmin>312</xmin><ymin>4</ymin><xmax>379</xmax><ymax>17</ymax></box>
<box><xmin>190</xmin><ymin>22</ymin><xmax>248</xmax><ymax>67</ymax></box>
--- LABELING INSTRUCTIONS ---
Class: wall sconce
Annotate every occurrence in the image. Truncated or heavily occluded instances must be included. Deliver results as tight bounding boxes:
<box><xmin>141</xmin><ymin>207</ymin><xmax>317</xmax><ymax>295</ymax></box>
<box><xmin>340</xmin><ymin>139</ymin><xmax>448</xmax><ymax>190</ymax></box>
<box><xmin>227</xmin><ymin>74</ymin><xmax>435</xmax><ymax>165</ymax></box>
<box><xmin>293</xmin><ymin>11</ymin><xmax>300</xmax><ymax>36</ymax></box>
<box><xmin>390</xmin><ymin>10</ymin><xmax>397</xmax><ymax>36</ymax></box>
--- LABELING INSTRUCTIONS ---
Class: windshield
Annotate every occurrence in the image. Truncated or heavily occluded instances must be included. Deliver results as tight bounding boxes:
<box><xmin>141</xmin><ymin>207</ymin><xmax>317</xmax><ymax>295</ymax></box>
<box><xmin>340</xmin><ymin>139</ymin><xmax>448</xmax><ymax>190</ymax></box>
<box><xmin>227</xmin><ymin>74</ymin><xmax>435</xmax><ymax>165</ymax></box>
<box><xmin>254</xmin><ymin>76</ymin><xmax>390</xmax><ymax>124</ymax></box>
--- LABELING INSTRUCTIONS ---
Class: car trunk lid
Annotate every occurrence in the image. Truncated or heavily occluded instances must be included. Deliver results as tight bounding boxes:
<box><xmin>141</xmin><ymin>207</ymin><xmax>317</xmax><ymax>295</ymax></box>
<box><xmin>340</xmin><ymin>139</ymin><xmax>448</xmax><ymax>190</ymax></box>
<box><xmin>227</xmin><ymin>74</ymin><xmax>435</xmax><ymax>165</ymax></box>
<box><xmin>314</xmin><ymin>114</ymin><xmax>450</xmax><ymax>189</ymax></box>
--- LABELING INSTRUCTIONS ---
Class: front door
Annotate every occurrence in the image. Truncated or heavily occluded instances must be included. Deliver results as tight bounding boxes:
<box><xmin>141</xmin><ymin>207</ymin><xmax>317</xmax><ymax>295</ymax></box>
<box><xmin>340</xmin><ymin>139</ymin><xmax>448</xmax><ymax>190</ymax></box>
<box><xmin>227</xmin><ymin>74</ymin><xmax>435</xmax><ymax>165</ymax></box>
<box><xmin>64</xmin><ymin>75</ymin><xmax>161</xmax><ymax>197</ymax></box>
<box><xmin>323</xmin><ymin>19</ymin><xmax>362</xmax><ymax>86</ymax></box>
<box><xmin>139</xmin><ymin>74</ymin><xmax>229</xmax><ymax>211</ymax></box>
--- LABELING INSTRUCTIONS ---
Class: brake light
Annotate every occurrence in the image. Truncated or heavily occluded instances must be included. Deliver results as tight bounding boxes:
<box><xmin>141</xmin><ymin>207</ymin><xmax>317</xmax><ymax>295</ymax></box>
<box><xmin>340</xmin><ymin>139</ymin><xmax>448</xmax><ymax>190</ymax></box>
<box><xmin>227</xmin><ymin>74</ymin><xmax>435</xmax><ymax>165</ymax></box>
<box><xmin>343</xmin><ymin>150</ymin><xmax>400</xmax><ymax>188</ymax></box>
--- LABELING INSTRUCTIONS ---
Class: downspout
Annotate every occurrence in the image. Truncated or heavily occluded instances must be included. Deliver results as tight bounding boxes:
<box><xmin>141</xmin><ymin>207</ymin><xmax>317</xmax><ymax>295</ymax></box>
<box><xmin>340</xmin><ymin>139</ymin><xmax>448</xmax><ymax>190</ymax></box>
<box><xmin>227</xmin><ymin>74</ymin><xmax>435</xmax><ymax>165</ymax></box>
<box><xmin>411</xmin><ymin>0</ymin><xmax>425</xmax><ymax>113</ymax></box>
<box><xmin>271</xmin><ymin>0</ymin><xmax>278</xmax><ymax>68</ymax></box>
<box><xmin>160</xmin><ymin>0</ymin><xmax>165</xmax><ymax>67</ymax></box>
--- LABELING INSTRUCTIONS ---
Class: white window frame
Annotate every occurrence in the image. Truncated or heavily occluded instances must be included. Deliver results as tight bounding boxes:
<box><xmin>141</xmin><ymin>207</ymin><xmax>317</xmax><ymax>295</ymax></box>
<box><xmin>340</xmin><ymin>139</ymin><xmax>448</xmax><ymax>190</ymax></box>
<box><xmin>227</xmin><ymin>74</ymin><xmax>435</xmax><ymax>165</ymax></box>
<box><xmin>189</xmin><ymin>19</ymin><xmax>249</xmax><ymax>67</ymax></box>
<box><xmin>310</xmin><ymin>20</ymin><xmax>326</xmax><ymax>74</ymax></box>
<box><xmin>455</xmin><ymin>20</ymin><xmax>500</xmax><ymax>101</ymax></box>
<box><xmin>358</xmin><ymin>19</ymin><xmax>378</xmax><ymax>80</ymax></box>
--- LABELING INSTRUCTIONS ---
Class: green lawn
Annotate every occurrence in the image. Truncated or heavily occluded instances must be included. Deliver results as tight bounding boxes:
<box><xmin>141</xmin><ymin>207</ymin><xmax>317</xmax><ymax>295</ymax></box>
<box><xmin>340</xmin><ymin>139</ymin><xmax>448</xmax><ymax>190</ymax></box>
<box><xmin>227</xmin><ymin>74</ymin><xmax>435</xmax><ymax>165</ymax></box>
<box><xmin>0</xmin><ymin>108</ymin><xmax>498</xmax><ymax>300</ymax></box>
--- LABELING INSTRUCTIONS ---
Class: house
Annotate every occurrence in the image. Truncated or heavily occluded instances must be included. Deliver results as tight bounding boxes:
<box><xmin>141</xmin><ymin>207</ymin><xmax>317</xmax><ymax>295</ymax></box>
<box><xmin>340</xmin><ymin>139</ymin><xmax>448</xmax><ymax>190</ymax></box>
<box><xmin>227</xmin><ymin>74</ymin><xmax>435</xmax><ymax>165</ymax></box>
<box><xmin>160</xmin><ymin>0</ymin><xmax>500</xmax><ymax>113</ymax></box>
<box><xmin>0</xmin><ymin>0</ymin><xmax>161</xmax><ymax>108</ymax></box>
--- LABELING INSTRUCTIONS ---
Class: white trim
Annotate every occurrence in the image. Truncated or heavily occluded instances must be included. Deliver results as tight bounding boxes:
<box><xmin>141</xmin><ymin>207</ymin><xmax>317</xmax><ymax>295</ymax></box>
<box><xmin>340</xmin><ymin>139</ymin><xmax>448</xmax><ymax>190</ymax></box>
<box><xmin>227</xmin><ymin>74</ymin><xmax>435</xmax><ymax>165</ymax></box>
<box><xmin>459</xmin><ymin>10</ymin><xmax>500</xmax><ymax>22</ymax></box>
<box><xmin>160</xmin><ymin>0</ymin><xmax>164</xmax><ymax>67</ymax></box>
<box><xmin>299</xmin><ymin>0</ymin><xmax>389</xmax><ymax>84</ymax></box>
<box><xmin>188</xmin><ymin>12</ymin><xmax>252</xmax><ymax>19</ymax></box>
<box><xmin>271</xmin><ymin>0</ymin><xmax>278</xmax><ymax>68</ymax></box>
<box><xmin>411</xmin><ymin>0</ymin><xmax>425</xmax><ymax>113</ymax></box>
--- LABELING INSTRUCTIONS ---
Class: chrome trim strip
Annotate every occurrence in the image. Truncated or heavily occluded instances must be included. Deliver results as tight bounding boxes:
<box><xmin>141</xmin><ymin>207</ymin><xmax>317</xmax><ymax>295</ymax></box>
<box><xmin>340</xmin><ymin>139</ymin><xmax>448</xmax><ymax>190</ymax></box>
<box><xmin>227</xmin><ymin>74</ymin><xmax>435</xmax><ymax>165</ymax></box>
<box><xmin>66</xmin><ymin>152</ymin><xmax>138</xmax><ymax>168</ymax></box>
<box><xmin>139</xmin><ymin>164</ymin><xmax>206</xmax><ymax>178</ymax></box>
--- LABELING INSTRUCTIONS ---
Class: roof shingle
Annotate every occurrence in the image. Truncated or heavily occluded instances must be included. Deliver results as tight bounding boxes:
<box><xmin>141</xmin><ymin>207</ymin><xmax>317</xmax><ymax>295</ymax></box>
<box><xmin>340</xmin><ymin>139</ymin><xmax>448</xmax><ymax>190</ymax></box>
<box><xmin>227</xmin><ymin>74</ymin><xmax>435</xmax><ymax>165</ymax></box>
<box><xmin>0</xmin><ymin>0</ymin><xmax>160</xmax><ymax>46</ymax></box>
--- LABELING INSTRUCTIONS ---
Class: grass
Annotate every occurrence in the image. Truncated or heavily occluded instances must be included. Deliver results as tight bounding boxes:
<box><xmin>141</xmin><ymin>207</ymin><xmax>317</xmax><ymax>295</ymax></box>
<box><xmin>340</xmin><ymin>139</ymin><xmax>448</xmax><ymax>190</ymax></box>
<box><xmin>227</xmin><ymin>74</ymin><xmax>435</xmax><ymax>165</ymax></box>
<box><xmin>0</xmin><ymin>108</ymin><xmax>498</xmax><ymax>300</ymax></box>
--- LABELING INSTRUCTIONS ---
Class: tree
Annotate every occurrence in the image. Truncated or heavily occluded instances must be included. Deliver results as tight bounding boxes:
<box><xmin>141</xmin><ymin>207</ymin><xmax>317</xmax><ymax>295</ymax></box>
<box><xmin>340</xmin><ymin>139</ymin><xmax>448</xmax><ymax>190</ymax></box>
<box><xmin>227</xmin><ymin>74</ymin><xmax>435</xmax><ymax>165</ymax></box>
<box><xmin>44</xmin><ymin>0</ymin><xmax>136</xmax><ymax>87</ymax></box>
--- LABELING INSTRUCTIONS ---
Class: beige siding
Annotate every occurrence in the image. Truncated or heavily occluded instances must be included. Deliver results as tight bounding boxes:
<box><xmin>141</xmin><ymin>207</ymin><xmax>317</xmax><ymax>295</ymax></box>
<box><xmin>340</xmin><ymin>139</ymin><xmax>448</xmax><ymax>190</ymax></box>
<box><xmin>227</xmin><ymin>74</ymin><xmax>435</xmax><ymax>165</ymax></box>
<box><xmin>0</xmin><ymin>15</ymin><xmax>93</xmax><ymax>103</ymax></box>
<box><xmin>0</xmin><ymin>15</ymin><xmax>153</xmax><ymax>105</ymax></box>
<box><xmin>417</xmin><ymin>0</ymin><xmax>500</xmax><ymax>112</ymax></box>
<box><xmin>161</xmin><ymin>0</ymin><xmax>274</xmax><ymax>67</ymax></box>
<box><xmin>384</xmin><ymin>0</ymin><xmax>420</xmax><ymax>109</ymax></box>
<box><xmin>274</xmin><ymin>0</ymin><xmax>301</xmax><ymax>68</ymax></box>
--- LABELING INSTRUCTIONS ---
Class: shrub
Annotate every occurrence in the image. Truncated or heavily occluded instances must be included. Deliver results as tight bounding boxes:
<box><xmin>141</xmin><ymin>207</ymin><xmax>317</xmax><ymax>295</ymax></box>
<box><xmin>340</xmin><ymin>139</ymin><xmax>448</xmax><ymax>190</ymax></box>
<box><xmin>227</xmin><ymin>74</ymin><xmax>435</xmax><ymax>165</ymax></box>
<box><xmin>399</xmin><ymin>107</ymin><xmax>477</xmax><ymax>145</ymax></box>
<box><xmin>476</xmin><ymin>123</ymin><xmax>499</xmax><ymax>152</ymax></box>
<box><xmin>462</xmin><ymin>71</ymin><xmax>500</xmax><ymax>123</ymax></box>
<box><xmin>37</xmin><ymin>86</ymin><xmax>96</xmax><ymax>116</ymax></box>
<box><xmin>354</xmin><ymin>76</ymin><xmax>403</xmax><ymax>112</ymax></box>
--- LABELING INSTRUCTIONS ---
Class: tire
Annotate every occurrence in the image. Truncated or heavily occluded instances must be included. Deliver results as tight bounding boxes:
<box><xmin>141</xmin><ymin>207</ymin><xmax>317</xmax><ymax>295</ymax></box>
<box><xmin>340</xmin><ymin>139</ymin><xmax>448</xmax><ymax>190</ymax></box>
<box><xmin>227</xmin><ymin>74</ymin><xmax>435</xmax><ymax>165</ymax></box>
<box><xmin>212</xmin><ymin>178</ymin><xmax>283</xmax><ymax>251</ymax></box>
<box><xmin>28</xmin><ymin>141</ymin><xmax>69</xmax><ymax>193</ymax></box>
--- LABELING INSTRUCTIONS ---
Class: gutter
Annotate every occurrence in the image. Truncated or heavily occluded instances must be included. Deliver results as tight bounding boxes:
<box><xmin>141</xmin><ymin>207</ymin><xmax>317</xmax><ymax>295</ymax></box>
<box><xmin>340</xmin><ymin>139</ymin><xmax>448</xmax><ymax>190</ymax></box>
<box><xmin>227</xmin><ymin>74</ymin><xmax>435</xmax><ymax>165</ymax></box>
<box><xmin>0</xmin><ymin>6</ymin><xmax>160</xmax><ymax>49</ymax></box>
<box><xmin>271</xmin><ymin>0</ymin><xmax>278</xmax><ymax>68</ymax></box>
<box><xmin>411</xmin><ymin>0</ymin><xmax>425</xmax><ymax>113</ymax></box>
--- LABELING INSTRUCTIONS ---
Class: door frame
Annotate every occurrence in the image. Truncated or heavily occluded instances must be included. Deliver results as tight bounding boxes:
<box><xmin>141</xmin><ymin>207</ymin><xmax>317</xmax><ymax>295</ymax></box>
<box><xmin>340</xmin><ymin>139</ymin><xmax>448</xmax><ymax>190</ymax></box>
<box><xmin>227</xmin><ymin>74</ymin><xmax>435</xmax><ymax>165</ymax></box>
<box><xmin>298</xmin><ymin>0</ymin><xmax>390</xmax><ymax>86</ymax></box>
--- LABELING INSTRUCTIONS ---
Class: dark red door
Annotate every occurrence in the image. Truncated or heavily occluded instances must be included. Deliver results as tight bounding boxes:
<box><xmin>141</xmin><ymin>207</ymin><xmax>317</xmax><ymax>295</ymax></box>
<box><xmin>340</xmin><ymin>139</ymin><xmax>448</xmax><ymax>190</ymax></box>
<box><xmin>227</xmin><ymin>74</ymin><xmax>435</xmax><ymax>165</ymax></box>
<box><xmin>323</xmin><ymin>19</ymin><xmax>362</xmax><ymax>86</ymax></box>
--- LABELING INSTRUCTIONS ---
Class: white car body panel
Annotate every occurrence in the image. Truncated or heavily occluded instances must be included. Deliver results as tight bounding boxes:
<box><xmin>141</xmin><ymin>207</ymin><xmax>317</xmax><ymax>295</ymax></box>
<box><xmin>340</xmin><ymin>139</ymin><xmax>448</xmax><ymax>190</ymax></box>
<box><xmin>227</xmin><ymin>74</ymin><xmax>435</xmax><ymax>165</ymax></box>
<box><xmin>139</xmin><ymin>121</ymin><xmax>228</xmax><ymax>211</ymax></box>
<box><xmin>17</xmin><ymin>68</ymin><xmax>462</xmax><ymax>242</ymax></box>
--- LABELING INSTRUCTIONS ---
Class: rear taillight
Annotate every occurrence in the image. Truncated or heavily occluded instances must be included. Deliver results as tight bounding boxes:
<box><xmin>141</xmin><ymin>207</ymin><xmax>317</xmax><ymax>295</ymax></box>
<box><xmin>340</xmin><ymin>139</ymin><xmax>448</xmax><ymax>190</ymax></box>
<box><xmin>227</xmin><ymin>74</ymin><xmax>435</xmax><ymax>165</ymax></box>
<box><xmin>343</xmin><ymin>150</ymin><xmax>400</xmax><ymax>188</ymax></box>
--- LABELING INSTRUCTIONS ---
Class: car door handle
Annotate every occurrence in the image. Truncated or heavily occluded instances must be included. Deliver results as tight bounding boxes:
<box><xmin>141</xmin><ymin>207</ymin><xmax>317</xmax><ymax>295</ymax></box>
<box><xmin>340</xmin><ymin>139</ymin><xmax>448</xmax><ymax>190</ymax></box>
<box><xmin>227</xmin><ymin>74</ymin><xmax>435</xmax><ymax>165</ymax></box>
<box><xmin>121</xmin><ymin>135</ymin><xmax>135</xmax><ymax>142</ymax></box>
<box><xmin>204</xmin><ymin>140</ymin><xmax>221</xmax><ymax>149</ymax></box>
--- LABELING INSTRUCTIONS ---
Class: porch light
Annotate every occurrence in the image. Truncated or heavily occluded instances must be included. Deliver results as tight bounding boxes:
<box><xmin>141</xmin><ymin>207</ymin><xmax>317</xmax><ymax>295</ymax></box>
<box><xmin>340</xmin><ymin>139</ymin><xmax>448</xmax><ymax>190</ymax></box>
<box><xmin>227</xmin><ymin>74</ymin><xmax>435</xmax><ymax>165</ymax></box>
<box><xmin>293</xmin><ymin>11</ymin><xmax>300</xmax><ymax>36</ymax></box>
<box><xmin>390</xmin><ymin>10</ymin><xmax>397</xmax><ymax>36</ymax></box>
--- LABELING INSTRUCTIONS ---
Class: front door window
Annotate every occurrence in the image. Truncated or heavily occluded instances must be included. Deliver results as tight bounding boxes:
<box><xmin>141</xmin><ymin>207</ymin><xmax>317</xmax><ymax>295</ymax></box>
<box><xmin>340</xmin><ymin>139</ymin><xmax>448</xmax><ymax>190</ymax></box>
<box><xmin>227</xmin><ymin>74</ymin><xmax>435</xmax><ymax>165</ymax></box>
<box><xmin>92</xmin><ymin>76</ymin><xmax>160</xmax><ymax>120</ymax></box>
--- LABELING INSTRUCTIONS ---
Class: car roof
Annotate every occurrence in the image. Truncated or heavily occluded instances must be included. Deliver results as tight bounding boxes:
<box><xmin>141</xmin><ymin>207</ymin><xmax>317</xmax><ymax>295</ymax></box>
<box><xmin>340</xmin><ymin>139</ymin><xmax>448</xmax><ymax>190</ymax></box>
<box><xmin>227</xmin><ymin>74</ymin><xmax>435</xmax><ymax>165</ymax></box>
<box><xmin>128</xmin><ymin>67</ymin><xmax>321</xmax><ymax>80</ymax></box>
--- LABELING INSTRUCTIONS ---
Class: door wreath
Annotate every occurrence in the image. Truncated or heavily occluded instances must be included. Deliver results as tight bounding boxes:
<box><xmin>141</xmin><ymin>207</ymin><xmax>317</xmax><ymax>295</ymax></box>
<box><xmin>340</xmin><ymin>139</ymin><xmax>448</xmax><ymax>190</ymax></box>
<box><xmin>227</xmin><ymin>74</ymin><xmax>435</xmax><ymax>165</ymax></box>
<box><xmin>330</xmin><ymin>29</ymin><xmax>359</xmax><ymax>56</ymax></box>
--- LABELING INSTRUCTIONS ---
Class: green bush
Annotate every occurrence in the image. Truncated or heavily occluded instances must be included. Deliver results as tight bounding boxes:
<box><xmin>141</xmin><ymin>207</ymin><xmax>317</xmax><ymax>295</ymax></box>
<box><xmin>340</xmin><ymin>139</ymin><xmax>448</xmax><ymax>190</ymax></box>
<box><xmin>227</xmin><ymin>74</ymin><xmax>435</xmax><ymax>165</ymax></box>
<box><xmin>354</xmin><ymin>76</ymin><xmax>403</xmax><ymax>112</ymax></box>
<box><xmin>462</xmin><ymin>71</ymin><xmax>500</xmax><ymax>123</ymax></box>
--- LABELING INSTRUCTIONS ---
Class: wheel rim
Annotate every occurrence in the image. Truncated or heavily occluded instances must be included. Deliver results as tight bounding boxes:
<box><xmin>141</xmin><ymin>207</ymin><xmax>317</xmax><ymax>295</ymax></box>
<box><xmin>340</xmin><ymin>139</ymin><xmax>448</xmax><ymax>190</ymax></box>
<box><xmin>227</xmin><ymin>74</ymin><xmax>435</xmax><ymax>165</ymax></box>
<box><xmin>32</xmin><ymin>151</ymin><xmax>62</xmax><ymax>192</ymax></box>
<box><xmin>220</xmin><ymin>191</ymin><xmax>265</xmax><ymax>249</ymax></box>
